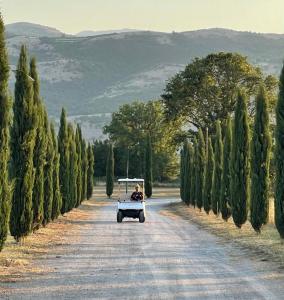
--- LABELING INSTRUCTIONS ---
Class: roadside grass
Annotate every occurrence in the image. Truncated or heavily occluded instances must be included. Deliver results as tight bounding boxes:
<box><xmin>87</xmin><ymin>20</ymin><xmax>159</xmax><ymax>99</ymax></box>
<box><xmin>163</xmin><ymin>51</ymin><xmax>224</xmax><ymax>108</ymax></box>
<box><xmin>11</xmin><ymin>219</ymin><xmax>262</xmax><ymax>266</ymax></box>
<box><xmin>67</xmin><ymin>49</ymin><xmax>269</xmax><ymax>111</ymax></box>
<box><xmin>163</xmin><ymin>199</ymin><xmax>284</xmax><ymax>267</ymax></box>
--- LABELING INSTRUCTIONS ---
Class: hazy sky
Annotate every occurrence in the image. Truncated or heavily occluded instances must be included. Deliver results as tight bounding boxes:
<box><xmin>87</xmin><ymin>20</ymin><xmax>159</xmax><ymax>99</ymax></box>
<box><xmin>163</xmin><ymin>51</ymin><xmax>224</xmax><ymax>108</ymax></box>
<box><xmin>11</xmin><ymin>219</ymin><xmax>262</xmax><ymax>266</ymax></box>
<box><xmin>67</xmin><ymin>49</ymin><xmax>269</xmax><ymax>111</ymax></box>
<box><xmin>1</xmin><ymin>0</ymin><xmax>283</xmax><ymax>34</ymax></box>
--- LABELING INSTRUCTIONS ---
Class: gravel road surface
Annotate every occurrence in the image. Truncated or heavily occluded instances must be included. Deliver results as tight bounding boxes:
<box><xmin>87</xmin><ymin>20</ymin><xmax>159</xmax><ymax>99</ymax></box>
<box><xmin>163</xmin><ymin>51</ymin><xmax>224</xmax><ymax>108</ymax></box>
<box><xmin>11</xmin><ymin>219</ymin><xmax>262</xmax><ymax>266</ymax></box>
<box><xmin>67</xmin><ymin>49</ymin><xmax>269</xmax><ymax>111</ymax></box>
<box><xmin>2</xmin><ymin>198</ymin><xmax>284</xmax><ymax>299</ymax></box>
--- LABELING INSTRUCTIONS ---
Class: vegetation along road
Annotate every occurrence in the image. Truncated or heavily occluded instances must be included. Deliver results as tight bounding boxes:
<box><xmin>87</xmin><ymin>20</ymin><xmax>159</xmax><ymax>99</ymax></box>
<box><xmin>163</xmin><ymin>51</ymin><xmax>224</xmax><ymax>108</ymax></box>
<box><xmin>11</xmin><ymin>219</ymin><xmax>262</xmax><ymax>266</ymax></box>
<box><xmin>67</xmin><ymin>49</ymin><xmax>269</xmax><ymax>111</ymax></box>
<box><xmin>1</xmin><ymin>190</ymin><xmax>284</xmax><ymax>299</ymax></box>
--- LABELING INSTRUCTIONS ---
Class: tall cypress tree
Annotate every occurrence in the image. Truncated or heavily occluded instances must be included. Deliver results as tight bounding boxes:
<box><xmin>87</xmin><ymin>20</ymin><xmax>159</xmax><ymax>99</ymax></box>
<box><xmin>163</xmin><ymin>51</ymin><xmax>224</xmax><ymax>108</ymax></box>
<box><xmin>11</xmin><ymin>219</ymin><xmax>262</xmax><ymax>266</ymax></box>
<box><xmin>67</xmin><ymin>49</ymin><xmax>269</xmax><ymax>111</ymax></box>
<box><xmin>87</xmin><ymin>143</ymin><xmax>95</xmax><ymax>199</ymax></box>
<box><xmin>212</xmin><ymin>121</ymin><xmax>223</xmax><ymax>215</ymax></box>
<box><xmin>145</xmin><ymin>134</ymin><xmax>153</xmax><ymax>198</ymax></box>
<box><xmin>43</xmin><ymin>113</ymin><xmax>54</xmax><ymax>226</ymax></box>
<box><xmin>231</xmin><ymin>90</ymin><xmax>250</xmax><ymax>228</ymax></box>
<box><xmin>58</xmin><ymin>108</ymin><xmax>69</xmax><ymax>214</ymax></box>
<box><xmin>203</xmin><ymin>137</ymin><xmax>214</xmax><ymax>214</ymax></box>
<box><xmin>51</xmin><ymin>123</ymin><xmax>62</xmax><ymax>221</ymax></box>
<box><xmin>81</xmin><ymin>139</ymin><xmax>88</xmax><ymax>201</ymax></box>
<box><xmin>75</xmin><ymin>125</ymin><xmax>82</xmax><ymax>207</ymax></box>
<box><xmin>30</xmin><ymin>57</ymin><xmax>46</xmax><ymax>230</ymax></box>
<box><xmin>195</xmin><ymin>129</ymin><xmax>206</xmax><ymax>210</ymax></box>
<box><xmin>275</xmin><ymin>64</ymin><xmax>284</xmax><ymax>238</ymax></box>
<box><xmin>106</xmin><ymin>143</ymin><xmax>114</xmax><ymax>198</ymax></box>
<box><xmin>180</xmin><ymin>142</ymin><xmax>186</xmax><ymax>201</ymax></box>
<box><xmin>10</xmin><ymin>45</ymin><xmax>36</xmax><ymax>241</ymax></box>
<box><xmin>250</xmin><ymin>86</ymin><xmax>271</xmax><ymax>232</ymax></box>
<box><xmin>190</xmin><ymin>137</ymin><xmax>197</xmax><ymax>207</ymax></box>
<box><xmin>68</xmin><ymin>123</ymin><xmax>78</xmax><ymax>211</ymax></box>
<box><xmin>0</xmin><ymin>14</ymin><xmax>12</xmax><ymax>250</ymax></box>
<box><xmin>220</xmin><ymin>117</ymin><xmax>232</xmax><ymax>221</ymax></box>
<box><xmin>184</xmin><ymin>142</ymin><xmax>193</xmax><ymax>205</ymax></box>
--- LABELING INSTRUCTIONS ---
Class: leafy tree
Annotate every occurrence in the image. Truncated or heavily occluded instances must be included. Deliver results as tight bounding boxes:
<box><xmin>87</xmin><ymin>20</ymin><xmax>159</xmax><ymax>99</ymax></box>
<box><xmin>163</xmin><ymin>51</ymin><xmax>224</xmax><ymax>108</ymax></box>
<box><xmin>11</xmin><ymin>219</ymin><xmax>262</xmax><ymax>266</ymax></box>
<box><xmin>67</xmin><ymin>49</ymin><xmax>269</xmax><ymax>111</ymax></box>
<box><xmin>30</xmin><ymin>57</ymin><xmax>46</xmax><ymax>229</ymax></box>
<box><xmin>274</xmin><ymin>64</ymin><xmax>284</xmax><ymax>238</ymax></box>
<box><xmin>58</xmin><ymin>108</ymin><xmax>70</xmax><ymax>214</ymax></box>
<box><xmin>51</xmin><ymin>123</ymin><xmax>62</xmax><ymax>221</ymax></box>
<box><xmin>106</xmin><ymin>143</ymin><xmax>114</xmax><ymax>198</ymax></box>
<box><xmin>183</xmin><ymin>142</ymin><xmax>193</xmax><ymax>205</ymax></box>
<box><xmin>0</xmin><ymin>14</ymin><xmax>12</xmax><ymax>250</ymax></box>
<box><xmin>87</xmin><ymin>143</ymin><xmax>94</xmax><ymax>199</ymax></box>
<box><xmin>162</xmin><ymin>52</ymin><xmax>276</xmax><ymax>133</ymax></box>
<box><xmin>43</xmin><ymin>113</ymin><xmax>54</xmax><ymax>226</ymax></box>
<box><xmin>190</xmin><ymin>137</ymin><xmax>197</xmax><ymax>207</ymax></box>
<box><xmin>203</xmin><ymin>137</ymin><xmax>214</xmax><ymax>214</ymax></box>
<box><xmin>231</xmin><ymin>90</ymin><xmax>250</xmax><ymax>228</ymax></box>
<box><xmin>10</xmin><ymin>45</ymin><xmax>36</xmax><ymax>241</ymax></box>
<box><xmin>75</xmin><ymin>125</ymin><xmax>82</xmax><ymax>207</ymax></box>
<box><xmin>212</xmin><ymin>121</ymin><xmax>223</xmax><ymax>215</ymax></box>
<box><xmin>220</xmin><ymin>117</ymin><xmax>232</xmax><ymax>221</ymax></box>
<box><xmin>145</xmin><ymin>134</ymin><xmax>153</xmax><ymax>198</ymax></box>
<box><xmin>68</xmin><ymin>123</ymin><xmax>78</xmax><ymax>211</ymax></box>
<box><xmin>195</xmin><ymin>129</ymin><xmax>206</xmax><ymax>210</ymax></box>
<box><xmin>250</xmin><ymin>86</ymin><xmax>271</xmax><ymax>232</ymax></box>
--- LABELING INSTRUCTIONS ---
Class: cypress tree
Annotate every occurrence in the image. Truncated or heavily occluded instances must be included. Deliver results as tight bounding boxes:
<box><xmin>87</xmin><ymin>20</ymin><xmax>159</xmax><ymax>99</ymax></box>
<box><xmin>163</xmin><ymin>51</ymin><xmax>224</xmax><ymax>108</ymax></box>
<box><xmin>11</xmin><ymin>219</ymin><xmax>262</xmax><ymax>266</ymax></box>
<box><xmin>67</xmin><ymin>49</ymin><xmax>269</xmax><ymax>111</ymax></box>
<box><xmin>250</xmin><ymin>86</ymin><xmax>271</xmax><ymax>232</ymax></box>
<box><xmin>195</xmin><ymin>129</ymin><xmax>206</xmax><ymax>210</ymax></box>
<box><xmin>0</xmin><ymin>14</ymin><xmax>12</xmax><ymax>250</ymax></box>
<box><xmin>51</xmin><ymin>123</ymin><xmax>62</xmax><ymax>221</ymax></box>
<box><xmin>231</xmin><ymin>90</ymin><xmax>250</xmax><ymax>228</ymax></box>
<box><xmin>68</xmin><ymin>123</ymin><xmax>78</xmax><ymax>211</ymax></box>
<box><xmin>190</xmin><ymin>137</ymin><xmax>197</xmax><ymax>207</ymax></box>
<box><xmin>145</xmin><ymin>134</ymin><xmax>153</xmax><ymax>198</ymax></box>
<box><xmin>30</xmin><ymin>57</ymin><xmax>46</xmax><ymax>230</ymax></box>
<box><xmin>10</xmin><ymin>45</ymin><xmax>36</xmax><ymax>241</ymax></box>
<box><xmin>184</xmin><ymin>142</ymin><xmax>193</xmax><ymax>205</ymax></box>
<box><xmin>87</xmin><ymin>143</ymin><xmax>95</xmax><ymax>199</ymax></box>
<box><xmin>274</xmin><ymin>64</ymin><xmax>284</xmax><ymax>237</ymax></box>
<box><xmin>42</xmin><ymin>113</ymin><xmax>54</xmax><ymax>226</ymax></box>
<box><xmin>212</xmin><ymin>121</ymin><xmax>223</xmax><ymax>215</ymax></box>
<box><xmin>81</xmin><ymin>139</ymin><xmax>88</xmax><ymax>201</ymax></box>
<box><xmin>220</xmin><ymin>117</ymin><xmax>232</xmax><ymax>221</ymax></box>
<box><xmin>75</xmin><ymin>125</ymin><xmax>82</xmax><ymax>207</ymax></box>
<box><xmin>106</xmin><ymin>143</ymin><xmax>114</xmax><ymax>198</ymax></box>
<box><xmin>203</xmin><ymin>137</ymin><xmax>214</xmax><ymax>214</ymax></box>
<box><xmin>180</xmin><ymin>142</ymin><xmax>186</xmax><ymax>201</ymax></box>
<box><xmin>58</xmin><ymin>108</ymin><xmax>70</xmax><ymax>214</ymax></box>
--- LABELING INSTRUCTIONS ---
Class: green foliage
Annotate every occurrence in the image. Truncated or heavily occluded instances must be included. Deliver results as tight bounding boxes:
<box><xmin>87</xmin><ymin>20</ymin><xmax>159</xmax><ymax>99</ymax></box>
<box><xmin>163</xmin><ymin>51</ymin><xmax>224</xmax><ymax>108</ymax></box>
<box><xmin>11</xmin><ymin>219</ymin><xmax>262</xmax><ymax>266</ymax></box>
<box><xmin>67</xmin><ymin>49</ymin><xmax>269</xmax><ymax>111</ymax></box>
<box><xmin>81</xmin><ymin>139</ymin><xmax>88</xmax><ymax>201</ymax></box>
<box><xmin>87</xmin><ymin>144</ymin><xmax>94</xmax><ymax>200</ymax></box>
<box><xmin>51</xmin><ymin>123</ymin><xmax>62</xmax><ymax>221</ymax></box>
<box><xmin>231</xmin><ymin>90</ymin><xmax>250</xmax><ymax>228</ymax></box>
<box><xmin>203</xmin><ymin>137</ymin><xmax>214</xmax><ymax>214</ymax></box>
<box><xmin>68</xmin><ymin>124</ymin><xmax>78</xmax><ymax>211</ymax></box>
<box><xmin>106</xmin><ymin>143</ymin><xmax>114</xmax><ymax>198</ymax></box>
<box><xmin>58</xmin><ymin>108</ymin><xmax>70</xmax><ymax>214</ymax></box>
<box><xmin>250</xmin><ymin>86</ymin><xmax>271</xmax><ymax>232</ymax></box>
<box><xmin>0</xmin><ymin>14</ymin><xmax>12</xmax><ymax>250</ymax></box>
<box><xmin>195</xmin><ymin>129</ymin><xmax>206</xmax><ymax>210</ymax></box>
<box><xmin>179</xmin><ymin>143</ymin><xmax>185</xmax><ymax>201</ymax></box>
<box><xmin>104</xmin><ymin>100</ymin><xmax>180</xmax><ymax>181</ymax></box>
<box><xmin>75</xmin><ymin>125</ymin><xmax>82</xmax><ymax>206</ymax></box>
<box><xmin>30</xmin><ymin>57</ymin><xmax>46</xmax><ymax>229</ymax></box>
<box><xmin>212</xmin><ymin>121</ymin><xmax>223</xmax><ymax>215</ymax></box>
<box><xmin>10</xmin><ymin>45</ymin><xmax>36</xmax><ymax>241</ymax></box>
<box><xmin>162</xmin><ymin>52</ymin><xmax>275</xmax><ymax>133</ymax></box>
<box><xmin>220</xmin><ymin>117</ymin><xmax>232</xmax><ymax>221</ymax></box>
<box><xmin>274</xmin><ymin>64</ymin><xmax>284</xmax><ymax>238</ymax></box>
<box><xmin>145</xmin><ymin>134</ymin><xmax>153</xmax><ymax>198</ymax></box>
<box><xmin>190</xmin><ymin>138</ymin><xmax>197</xmax><ymax>207</ymax></box>
<box><xmin>43</xmin><ymin>113</ymin><xmax>54</xmax><ymax>226</ymax></box>
<box><xmin>184</xmin><ymin>142</ymin><xmax>193</xmax><ymax>205</ymax></box>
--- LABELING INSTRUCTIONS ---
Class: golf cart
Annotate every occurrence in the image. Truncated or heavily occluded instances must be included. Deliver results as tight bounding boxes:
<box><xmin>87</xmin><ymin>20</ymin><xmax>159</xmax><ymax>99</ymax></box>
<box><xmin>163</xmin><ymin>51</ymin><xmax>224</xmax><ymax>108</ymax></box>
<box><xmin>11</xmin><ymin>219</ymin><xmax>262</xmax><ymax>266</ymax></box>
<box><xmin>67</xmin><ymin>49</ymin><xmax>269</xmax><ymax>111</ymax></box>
<box><xmin>117</xmin><ymin>178</ymin><xmax>146</xmax><ymax>223</ymax></box>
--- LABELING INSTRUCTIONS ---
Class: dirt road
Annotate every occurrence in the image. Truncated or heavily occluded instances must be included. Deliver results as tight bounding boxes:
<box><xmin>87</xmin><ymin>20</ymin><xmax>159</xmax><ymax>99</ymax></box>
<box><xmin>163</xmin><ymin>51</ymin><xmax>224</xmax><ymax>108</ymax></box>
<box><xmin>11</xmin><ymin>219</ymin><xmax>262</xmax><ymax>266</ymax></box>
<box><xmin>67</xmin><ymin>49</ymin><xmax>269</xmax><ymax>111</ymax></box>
<box><xmin>1</xmin><ymin>198</ymin><xmax>284</xmax><ymax>299</ymax></box>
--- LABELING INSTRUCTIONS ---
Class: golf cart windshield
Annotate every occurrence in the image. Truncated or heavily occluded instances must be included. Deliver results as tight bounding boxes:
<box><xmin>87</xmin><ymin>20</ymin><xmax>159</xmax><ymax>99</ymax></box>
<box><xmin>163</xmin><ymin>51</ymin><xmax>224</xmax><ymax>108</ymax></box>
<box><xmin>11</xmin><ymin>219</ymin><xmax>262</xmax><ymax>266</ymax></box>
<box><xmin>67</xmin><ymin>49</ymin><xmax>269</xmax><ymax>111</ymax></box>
<box><xmin>118</xmin><ymin>179</ymin><xmax>144</xmax><ymax>202</ymax></box>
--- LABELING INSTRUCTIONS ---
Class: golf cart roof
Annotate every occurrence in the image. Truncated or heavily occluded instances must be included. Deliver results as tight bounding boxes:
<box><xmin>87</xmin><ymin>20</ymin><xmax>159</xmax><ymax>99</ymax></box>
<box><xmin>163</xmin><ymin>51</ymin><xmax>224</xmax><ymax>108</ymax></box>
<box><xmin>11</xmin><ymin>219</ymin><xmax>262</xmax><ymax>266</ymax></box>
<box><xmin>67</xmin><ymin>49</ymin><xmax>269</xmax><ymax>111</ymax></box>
<box><xmin>118</xmin><ymin>178</ymin><xmax>144</xmax><ymax>183</ymax></box>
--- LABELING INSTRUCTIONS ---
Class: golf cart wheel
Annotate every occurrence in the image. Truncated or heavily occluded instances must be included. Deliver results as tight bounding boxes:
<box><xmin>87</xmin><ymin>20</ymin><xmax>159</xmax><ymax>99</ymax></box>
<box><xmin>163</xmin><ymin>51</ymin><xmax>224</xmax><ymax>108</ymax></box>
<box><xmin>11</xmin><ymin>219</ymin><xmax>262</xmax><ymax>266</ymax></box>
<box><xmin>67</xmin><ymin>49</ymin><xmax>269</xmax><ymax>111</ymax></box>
<box><xmin>139</xmin><ymin>211</ymin><xmax>145</xmax><ymax>223</ymax></box>
<box><xmin>117</xmin><ymin>211</ymin><xmax>123</xmax><ymax>223</ymax></box>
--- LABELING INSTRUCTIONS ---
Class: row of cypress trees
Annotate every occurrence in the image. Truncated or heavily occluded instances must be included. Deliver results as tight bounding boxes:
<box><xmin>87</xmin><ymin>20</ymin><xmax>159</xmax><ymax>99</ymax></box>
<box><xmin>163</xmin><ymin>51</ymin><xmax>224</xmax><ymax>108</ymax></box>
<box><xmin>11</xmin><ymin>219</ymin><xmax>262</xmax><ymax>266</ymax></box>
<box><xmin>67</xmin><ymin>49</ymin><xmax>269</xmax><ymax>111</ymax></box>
<box><xmin>0</xmin><ymin>15</ymin><xmax>94</xmax><ymax>250</ymax></box>
<box><xmin>180</xmin><ymin>84</ymin><xmax>276</xmax><ymax>234</ymax></box>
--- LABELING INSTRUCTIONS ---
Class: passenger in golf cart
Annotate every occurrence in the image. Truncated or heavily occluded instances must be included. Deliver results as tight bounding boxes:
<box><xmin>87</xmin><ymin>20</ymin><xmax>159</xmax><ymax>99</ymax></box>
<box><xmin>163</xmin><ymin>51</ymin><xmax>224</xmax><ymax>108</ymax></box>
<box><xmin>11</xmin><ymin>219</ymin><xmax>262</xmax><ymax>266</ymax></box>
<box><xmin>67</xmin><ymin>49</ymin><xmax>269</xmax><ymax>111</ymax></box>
<box><xmin>131</xmin><ymin>184</ymin><xmax>143</xmax><ymax>201</ymax></box>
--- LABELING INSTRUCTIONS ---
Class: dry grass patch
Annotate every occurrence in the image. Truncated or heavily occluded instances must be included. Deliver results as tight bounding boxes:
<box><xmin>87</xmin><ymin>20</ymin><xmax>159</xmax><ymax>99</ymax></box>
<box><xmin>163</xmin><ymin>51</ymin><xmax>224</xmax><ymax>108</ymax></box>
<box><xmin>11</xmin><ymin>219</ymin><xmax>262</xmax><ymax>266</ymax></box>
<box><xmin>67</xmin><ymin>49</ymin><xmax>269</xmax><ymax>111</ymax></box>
<box><xmin>163</xmin><ymin>201</ymin><xmax>284</xmax><ymax>267</ymax></box>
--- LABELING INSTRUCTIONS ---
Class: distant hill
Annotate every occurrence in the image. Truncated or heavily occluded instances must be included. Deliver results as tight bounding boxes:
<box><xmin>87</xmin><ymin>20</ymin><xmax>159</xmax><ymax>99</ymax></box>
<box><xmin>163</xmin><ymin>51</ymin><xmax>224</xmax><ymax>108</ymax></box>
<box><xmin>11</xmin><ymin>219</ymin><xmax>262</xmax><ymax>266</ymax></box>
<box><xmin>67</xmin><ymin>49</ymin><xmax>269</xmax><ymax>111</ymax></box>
<box><xmin>5</xmin><ymin>23</ymin><xmax>284</xmax><ymax>139</ymax></box>
<box><xmin>6</xmin><ymin>22</ymin><xmax>67</xmax><ymax>37</ymax></box>
<box><xmin>76</xmin><ymin>29</ymin><xmax>138</xmax><ymax>37</ymax></box>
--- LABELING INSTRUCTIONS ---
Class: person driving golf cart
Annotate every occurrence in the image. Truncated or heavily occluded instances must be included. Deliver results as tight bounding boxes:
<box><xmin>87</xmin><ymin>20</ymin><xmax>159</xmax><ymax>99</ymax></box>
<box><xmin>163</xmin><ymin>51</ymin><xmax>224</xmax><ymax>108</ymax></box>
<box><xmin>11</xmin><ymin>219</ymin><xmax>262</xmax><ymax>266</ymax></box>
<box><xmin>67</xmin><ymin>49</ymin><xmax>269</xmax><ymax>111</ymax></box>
<box><xmin>131</xmin><ymin>184</ymin><xmax>143</xmax><ymax>201</ymax></box>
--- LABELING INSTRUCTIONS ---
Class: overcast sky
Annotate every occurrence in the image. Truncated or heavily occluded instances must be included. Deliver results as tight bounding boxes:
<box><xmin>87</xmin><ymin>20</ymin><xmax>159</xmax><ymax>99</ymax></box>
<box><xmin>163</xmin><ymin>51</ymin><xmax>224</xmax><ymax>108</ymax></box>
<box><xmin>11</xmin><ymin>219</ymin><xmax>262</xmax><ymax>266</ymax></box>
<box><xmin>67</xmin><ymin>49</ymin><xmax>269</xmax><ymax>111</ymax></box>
<box><xmin>1</xmin><ymin>0</ymin><xmax>283</xmax><ymax>34</ymax></box>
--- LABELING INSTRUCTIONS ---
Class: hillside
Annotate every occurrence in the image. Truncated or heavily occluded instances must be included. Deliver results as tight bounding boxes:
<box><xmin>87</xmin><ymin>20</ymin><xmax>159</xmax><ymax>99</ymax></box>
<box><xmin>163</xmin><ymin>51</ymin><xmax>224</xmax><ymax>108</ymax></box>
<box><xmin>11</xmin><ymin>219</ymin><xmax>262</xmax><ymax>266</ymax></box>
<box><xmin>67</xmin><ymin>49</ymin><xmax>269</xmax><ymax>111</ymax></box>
<box><xmin>5</xmin><ymin>23</ymin><xmax>284</xmax><ymax>139</ymax></box>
